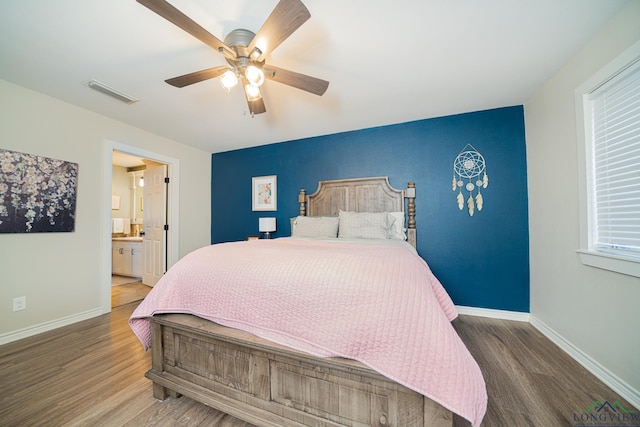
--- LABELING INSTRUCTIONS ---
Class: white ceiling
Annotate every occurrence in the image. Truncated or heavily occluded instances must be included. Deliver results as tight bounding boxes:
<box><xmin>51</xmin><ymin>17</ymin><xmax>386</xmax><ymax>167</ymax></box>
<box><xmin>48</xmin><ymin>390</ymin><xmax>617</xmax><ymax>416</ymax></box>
<box><xmin>0</xmin><ymin>0</ymin><xmax>628</xmax><ymax>154</ymax></box>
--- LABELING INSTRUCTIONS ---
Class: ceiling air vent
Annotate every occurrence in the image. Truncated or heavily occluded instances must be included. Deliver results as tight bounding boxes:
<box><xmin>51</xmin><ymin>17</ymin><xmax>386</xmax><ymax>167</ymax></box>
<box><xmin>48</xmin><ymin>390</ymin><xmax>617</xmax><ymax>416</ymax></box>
<box><xmin>86</xmin><ymin>78</ymin><xmax>138</xmax><ymax>104</ymax></box>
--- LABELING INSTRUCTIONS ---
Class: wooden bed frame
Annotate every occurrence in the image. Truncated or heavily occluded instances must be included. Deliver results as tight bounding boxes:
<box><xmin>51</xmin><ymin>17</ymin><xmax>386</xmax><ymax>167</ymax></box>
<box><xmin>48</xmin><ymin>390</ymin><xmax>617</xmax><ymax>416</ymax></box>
<box><xmin>145</xmin><ymin>177</ymin><xmax>453</xmax><ymax>427</ymax></box>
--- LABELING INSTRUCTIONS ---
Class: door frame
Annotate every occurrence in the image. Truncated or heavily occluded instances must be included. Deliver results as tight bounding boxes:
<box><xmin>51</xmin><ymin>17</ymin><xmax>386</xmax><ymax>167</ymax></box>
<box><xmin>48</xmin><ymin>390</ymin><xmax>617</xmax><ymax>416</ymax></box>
<box><xmin>101</xmin><ymin>140</ymin><xmax>180</xmax><ymax>313</ymax></box>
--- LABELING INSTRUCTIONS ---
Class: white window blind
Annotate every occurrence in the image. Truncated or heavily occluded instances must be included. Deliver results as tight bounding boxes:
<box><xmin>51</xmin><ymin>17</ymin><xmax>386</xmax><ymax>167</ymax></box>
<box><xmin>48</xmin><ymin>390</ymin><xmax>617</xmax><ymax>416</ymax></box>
<box><xmin>588</xmin><ymin>59</ymin><xmax>640</xmax><ymax>258</ymax></box>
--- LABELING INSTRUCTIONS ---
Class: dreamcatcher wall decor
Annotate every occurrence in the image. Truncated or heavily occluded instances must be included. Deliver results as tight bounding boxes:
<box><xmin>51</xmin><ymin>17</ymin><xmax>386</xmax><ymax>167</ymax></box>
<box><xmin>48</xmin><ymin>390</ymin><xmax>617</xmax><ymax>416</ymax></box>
<box><xmin>452</xmin><ymin>144</ymin><xmax>488</xmax><ymax>216</ymax></box>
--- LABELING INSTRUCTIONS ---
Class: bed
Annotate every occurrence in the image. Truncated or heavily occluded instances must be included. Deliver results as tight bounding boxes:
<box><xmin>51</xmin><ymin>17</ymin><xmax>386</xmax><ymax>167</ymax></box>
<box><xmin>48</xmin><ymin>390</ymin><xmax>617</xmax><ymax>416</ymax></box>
<box><xmin>129</xmin><ymin>176</ymin><xmax>486</xmax><ymax>427</ymax></box>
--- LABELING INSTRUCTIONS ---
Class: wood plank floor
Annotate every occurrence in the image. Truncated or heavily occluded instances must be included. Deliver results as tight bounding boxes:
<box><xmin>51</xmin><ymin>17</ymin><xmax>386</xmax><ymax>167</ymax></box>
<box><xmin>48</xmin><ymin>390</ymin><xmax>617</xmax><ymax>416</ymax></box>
<box><xmin>0</xmin><ymin>302</ymin><xmax>636</xmax><ymax>426</ymax></box>
<box><xmin>452</xmin><ymin>316</ymin><xmax>637</xmax><ymax>426</ymax></box>
<box><xmin>111</xmin><ymin>281</ymin><xmax>151</xmax><ymax>308</ymax></box>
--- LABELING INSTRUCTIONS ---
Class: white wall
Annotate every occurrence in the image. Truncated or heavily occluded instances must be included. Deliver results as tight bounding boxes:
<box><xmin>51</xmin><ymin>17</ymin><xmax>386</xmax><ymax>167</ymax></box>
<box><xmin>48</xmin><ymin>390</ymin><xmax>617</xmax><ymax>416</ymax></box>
<box><xmin>525</xmin><ymin>1</ymin><xmax>640</xmax><ymax>404</ymax></box>
<box><xmin>0</xmin><ymin>79</ymin><xmax>211</xmax><ymax>338</ymax></box>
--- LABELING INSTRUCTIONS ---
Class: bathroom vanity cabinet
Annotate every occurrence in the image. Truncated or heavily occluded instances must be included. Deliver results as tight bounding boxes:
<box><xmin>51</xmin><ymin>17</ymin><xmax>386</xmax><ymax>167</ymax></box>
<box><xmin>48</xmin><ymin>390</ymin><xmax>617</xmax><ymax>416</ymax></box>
<box><xmin>112</xmin><ymin>239</ymin><xmax>143</xmax><ymax>278</ymax></box>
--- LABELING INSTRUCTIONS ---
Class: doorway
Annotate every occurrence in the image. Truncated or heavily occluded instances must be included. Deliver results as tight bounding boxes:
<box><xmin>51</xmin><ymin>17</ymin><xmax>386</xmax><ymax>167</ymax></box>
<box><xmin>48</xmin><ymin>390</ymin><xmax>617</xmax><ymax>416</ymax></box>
<box><xmin>111</xmin><ymin>152</ymin><xmax>159</xmax><ymax>308</ymax></box>
<box><xmin>102</xmin><ymin>141</ymin><xmax>180</xmax><ymax>313</ymax></box>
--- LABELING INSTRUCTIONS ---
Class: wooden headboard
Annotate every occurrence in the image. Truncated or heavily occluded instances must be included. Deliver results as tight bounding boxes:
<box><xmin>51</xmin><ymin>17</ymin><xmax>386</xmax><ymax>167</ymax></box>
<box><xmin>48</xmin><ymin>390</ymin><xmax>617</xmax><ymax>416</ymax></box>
<box><xmin>297</xmin><ymin>176</ymin><xmax>416</xmax><ymax>248</ymax></box>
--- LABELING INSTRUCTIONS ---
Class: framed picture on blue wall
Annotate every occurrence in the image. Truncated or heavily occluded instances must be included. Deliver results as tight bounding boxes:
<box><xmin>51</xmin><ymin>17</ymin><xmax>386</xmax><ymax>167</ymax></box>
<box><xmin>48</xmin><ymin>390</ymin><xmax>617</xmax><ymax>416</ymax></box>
<box><xmin>252</xmin><ymin>175</ymin><xmax>277</xmax><ymax>211</ymax></box>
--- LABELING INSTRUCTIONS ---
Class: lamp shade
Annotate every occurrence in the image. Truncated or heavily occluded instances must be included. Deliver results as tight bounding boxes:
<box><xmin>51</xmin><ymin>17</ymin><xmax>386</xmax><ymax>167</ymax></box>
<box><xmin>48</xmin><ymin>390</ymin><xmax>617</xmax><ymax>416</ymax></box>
<box><xmin>259</xmin><ymin>217</ymin><xmax>276</xmax><ymax>233</ymax></box>
<box><xmin>405</xmin><ymin>187</ymin><xmax>415</xmax><ymax>198</ymax></box>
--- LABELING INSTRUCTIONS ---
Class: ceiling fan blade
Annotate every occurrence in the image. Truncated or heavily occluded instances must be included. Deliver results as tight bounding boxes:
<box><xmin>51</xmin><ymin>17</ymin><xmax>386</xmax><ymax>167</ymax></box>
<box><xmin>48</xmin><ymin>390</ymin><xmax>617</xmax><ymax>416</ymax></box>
<box><xmin>247</xmin><ymin>0</ymin><xmax>311</xmax><ymax>61</ymax></box>
<box><xmin>165</xmin><ymin>66</ymin><xmax>230</xmax><ymax>88</ymax></box>
<box><xmin>264</xmin><ymin>65</ymin><xmax>329</xmax><ymax>96</ymax></box>
<box><xmin>137</xmin><ymin>0</ymin><xmax>235</xmax><ymax>58</ymax></box>
<box><xmin>247</xmin><ymin>97</ymin><xmax>267</xmax><ymax>115</ymax></box>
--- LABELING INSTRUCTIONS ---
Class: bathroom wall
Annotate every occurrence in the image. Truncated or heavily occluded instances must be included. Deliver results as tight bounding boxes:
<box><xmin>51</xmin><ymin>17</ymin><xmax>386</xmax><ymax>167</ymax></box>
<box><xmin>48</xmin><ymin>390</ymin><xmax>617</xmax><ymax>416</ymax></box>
<box><xmin>111</xmin><ymin>165</ymin><xmax>131</xmax><ymax>222</ymax></box>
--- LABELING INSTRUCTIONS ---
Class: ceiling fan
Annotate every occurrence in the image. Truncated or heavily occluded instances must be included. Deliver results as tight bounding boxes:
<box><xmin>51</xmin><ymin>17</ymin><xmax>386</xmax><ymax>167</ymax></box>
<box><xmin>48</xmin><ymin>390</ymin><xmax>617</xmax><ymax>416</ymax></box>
<box><xmin>137</xmin><ymin>0</ymin><xmax>329</xmax><ymax>115</ymax></box>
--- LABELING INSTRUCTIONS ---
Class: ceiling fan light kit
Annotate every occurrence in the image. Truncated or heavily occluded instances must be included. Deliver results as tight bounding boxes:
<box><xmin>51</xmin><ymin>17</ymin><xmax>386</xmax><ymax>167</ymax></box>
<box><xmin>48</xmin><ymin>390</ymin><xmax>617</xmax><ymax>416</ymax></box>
<box><xmin>137</xmin><ymin>0</ymin><xmax>329</xmax><ymax>115</ymax></box>
<box><xmin>244</xmin><ymin>83</ymin><xmax>262</xmax><ymax>102</ymax></box>
<box><xmin>245</xmin><ymin>65</ymin><xmax>265</xmax><ymax>87</ymax></box>
<box><xmin>219</xmin><ymin>70</ymin><xmax>238</xmax><ymax>92</ymax></box>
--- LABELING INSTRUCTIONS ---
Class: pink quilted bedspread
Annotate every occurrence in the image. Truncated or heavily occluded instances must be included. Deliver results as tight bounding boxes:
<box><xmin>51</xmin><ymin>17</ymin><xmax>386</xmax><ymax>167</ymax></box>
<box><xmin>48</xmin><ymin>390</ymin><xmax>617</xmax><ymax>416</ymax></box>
<box><xmin>129</xmin><ymin>239</ymin><xmax>487</xmax><ymax>426</ymax></box>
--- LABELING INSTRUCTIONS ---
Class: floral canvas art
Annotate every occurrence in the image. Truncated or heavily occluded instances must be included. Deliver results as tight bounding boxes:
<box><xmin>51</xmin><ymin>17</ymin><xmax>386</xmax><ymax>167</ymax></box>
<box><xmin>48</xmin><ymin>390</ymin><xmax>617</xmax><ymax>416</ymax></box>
<box><xmin>0</xmin><ymin>149</ymin><xmax>78</xmax><ymax>233</ymax></box>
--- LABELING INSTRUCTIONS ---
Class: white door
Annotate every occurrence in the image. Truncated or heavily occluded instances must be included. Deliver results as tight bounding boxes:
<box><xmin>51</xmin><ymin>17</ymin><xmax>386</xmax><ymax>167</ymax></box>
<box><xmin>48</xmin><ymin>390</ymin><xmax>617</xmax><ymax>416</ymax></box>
<box><xmin>142</xmin><ymin>164</ymin><xmax>167</xmax><ymax>286</ymax></box>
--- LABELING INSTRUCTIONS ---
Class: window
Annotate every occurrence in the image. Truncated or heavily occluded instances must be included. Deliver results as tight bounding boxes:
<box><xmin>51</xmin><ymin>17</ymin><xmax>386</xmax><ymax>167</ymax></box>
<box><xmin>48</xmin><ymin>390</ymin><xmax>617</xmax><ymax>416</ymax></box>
<box><xmin>576</xmin><ymin>41</ymin><xmax>640</xmax><ymax>278</ymax></box>
<box><xmin>587</xmin><ymin>60</ymin><xmax>640</xmax><ymax>258</ymax></box>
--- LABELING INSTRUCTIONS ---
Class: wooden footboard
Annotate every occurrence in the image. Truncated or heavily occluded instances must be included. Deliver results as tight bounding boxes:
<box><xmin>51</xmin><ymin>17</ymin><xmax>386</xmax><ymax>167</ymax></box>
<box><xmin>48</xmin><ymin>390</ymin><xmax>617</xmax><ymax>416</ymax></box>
<box><xmin>146</xmin><ymin>314</ymin><xmax>452</xmax><ymax>427</ymax></box>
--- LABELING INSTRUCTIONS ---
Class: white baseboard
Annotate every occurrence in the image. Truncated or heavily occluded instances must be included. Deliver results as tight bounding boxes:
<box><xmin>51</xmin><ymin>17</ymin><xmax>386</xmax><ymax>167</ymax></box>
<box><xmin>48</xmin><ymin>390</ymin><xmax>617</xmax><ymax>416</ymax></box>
<box><xmin>530</xmin><ymin>315</ymin><xmax>640</xmax><ymax>411</ymax></box>
<box><xmin>455</xmin><ymin>305</ymin><xmax>530</xmax><ymax>322</ymax></box>
<box><xmin>0</xmin><ymin>308</ymin><xmax>104</xmax><ymax>346</ymax></box>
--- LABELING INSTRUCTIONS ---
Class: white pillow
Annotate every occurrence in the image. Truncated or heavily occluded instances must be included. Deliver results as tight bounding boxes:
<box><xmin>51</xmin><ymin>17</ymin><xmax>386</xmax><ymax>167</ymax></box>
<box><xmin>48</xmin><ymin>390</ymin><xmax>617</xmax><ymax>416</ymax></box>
<box><xmin>338</xmin><ymin>211</ymin><xmax>391</xmax><ymax>239</ymax></box>
<box><xmin>388</xmin><ymin>211</ymin><xmax>407</xmax><ymax>240</ymax></box>
<box><xmin>291</xmin><ymin>216</ymin><xmax>339</xmax><ymax>238</ymax></box>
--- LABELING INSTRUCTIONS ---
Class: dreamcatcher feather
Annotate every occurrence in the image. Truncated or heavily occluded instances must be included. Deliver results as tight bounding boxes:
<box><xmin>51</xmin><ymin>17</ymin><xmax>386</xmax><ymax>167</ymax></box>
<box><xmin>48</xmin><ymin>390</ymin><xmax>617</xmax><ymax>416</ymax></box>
<box><xmin>452</xmin><ymin>144</ymin><xmax>488</xmax><ymax>216</ymax></box>
<box><xmin>475</xmin><ymin>192</ymin><xmax>483</xmax><ymax>211</ymax></box>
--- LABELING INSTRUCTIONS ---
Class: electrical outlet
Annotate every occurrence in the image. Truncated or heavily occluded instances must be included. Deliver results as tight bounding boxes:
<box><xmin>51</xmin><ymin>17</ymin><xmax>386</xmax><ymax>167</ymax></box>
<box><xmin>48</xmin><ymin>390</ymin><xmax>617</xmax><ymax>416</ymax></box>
<box><xmin>13</xmin><ymin>296</ymin><xmax>26</xmax><ymax>312</ymax></box>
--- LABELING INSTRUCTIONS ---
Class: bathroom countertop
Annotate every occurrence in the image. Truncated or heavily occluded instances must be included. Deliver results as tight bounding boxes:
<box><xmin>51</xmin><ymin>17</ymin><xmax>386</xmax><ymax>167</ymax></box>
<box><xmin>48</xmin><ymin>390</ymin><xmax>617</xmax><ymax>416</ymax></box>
<box><xmin>112</xmin><ymin>237</ymin><xmax>143</xmax><ymax>242</ymax></box>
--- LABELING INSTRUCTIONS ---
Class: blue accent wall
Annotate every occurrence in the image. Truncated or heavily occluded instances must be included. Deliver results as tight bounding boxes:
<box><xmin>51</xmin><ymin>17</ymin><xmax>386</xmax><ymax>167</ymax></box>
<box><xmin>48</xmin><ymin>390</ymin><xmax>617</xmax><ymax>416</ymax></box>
<box><xmin>211</xmin><ymin>106</ymin><xmax>529</xmax><ymax>312</ymax></box>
